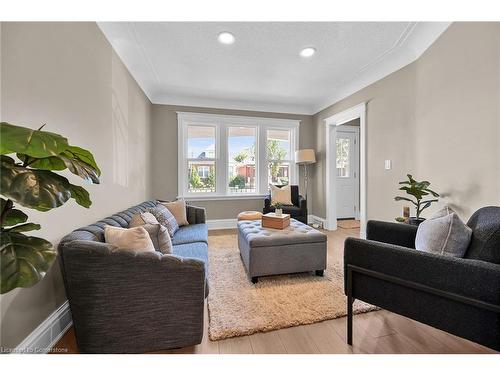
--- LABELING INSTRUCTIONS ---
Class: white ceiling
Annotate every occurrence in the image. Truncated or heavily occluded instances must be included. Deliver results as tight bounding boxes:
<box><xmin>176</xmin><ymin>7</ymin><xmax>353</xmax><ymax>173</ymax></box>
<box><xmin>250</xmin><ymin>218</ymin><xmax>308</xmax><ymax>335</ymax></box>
<box><xmin>98</xmin><ymin>22</ymin><xmax>450</xmax><ymax>115</ymax></box>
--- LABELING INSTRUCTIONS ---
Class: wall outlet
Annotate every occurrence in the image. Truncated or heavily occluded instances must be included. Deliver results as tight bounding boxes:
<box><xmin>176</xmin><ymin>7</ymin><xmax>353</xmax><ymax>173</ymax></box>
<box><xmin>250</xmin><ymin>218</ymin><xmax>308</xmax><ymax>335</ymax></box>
<box><xmin>384</xmin><ymin>160</ymin><xmax>392</xmax><ymax>170</ymax></box>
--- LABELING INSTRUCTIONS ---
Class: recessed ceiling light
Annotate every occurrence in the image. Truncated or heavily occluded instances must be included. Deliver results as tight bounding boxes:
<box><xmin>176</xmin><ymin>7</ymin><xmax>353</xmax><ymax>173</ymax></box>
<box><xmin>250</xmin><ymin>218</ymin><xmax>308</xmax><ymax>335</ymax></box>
<box><xmin>218</xmin><ymin>32</ymin><xmax>235</xmax><ymax>45</ymax></box>
<box><xmin>300</xmin><ymin>47</ymin><xmax>316</xmax><ymax>57</ymax></box>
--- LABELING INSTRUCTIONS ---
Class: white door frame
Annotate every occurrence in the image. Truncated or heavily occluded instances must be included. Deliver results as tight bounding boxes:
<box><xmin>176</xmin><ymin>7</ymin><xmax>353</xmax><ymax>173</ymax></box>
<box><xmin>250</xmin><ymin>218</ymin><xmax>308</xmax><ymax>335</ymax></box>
<box><xmin>324</xmin><ymin>102</ymin><xmax>367</xmax><ymax>237</ymax></box>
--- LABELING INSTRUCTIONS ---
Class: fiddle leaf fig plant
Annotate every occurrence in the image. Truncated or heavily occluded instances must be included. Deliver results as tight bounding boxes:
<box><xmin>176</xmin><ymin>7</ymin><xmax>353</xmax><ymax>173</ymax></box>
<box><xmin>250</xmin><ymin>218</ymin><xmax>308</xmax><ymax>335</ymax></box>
<box><xmin>394</xmin><ymin>174</ymin><xmax>439</xmax><ymax>219</ymax></box>
<box><xmin>0</xmin><ymin>122</ymin><xmax>101</xmax><ymax>294</ymax></box>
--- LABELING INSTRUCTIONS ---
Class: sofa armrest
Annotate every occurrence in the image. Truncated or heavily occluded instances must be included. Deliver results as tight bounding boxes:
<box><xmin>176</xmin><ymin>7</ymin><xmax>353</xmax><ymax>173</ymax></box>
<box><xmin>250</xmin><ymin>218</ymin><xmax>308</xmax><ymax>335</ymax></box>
<box><xmin>59</xmin><ymin>240</ymin><xmax>206</xmax><ymax>352</ymax></box>
<box><xmin>264</xmin><ymin>195</ymin><xmax>272</xmax><ymax>208</ymax></box>
<box><xmin>186</xmin><ymin>204</ymin><xmax>206</xmax><ymax>224</ymax></box>
<box><xmin>344</xmin><ymin>237</ymin><xmax>500</xmax><ymax>306</ymax></box>
<box><xmin>298</xmin><ymin>195</ymin><xmax>307</xmax><ymax>211</ymax></box>
<box><xmin>366</xmin><ymin>220</ymin><xmax>418</xmax><ymax>248</ymax></box>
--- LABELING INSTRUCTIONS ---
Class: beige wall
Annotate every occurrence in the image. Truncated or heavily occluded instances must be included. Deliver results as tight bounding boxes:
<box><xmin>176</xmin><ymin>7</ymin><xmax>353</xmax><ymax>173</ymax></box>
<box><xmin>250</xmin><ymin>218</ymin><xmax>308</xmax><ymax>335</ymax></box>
<box><xmin>0</xmin><ymin>22</ymin><xmax>153</xmax><ymax>349</ymax></box>
<box><xmin>312</xmin><ymin>62</ymin><xmax>417</xmax><ymax>220</ymax></box>
<box><xmin>151</xmin><ymin>105</ymin><xmax>314</xmax><ymax>220</ymax></box>
<box><xmin>414</xmin><ymin>22</ymin><xmax>500</xmax><ymax>219</ymax></box>
<box><xmin>312</xmin><ymin>22</ymin><xmax>500</xmax><ymax>221</ymax></box>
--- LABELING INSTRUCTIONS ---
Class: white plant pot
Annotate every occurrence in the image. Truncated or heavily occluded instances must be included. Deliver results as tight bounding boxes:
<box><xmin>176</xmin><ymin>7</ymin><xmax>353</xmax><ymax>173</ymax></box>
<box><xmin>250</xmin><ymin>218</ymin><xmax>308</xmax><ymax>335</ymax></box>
<box><xmin>275</xmin><ymin>208</ymin><xmax>283</xmax><ymax>216</ymax></box>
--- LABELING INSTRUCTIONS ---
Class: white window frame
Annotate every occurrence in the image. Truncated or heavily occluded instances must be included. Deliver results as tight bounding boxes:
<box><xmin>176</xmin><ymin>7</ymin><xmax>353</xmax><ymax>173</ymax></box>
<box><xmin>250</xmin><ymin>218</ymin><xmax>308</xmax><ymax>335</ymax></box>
<box><xmin>197</xmin><ymin>166</ymin><xmax>210</xmax><ymax>179</ymax></box>
<box><xmin>177</xmin><ymin>112</ymin><xmax>300</xmax><ymax>200</ymax></box>
<box><xmin>265</xmin><ymin>127</ymin><xmax>295</xmax><ymax>187</ymax></box>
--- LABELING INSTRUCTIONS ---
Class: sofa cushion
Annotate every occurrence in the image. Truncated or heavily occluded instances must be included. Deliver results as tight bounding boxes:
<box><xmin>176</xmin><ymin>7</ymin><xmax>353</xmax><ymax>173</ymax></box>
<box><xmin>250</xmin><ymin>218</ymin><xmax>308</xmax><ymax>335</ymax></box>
<box><xmin>415</xmin><ymin>207</ymin><xmax>472</xmax><ymax>258</ymax></box>
<box><xmin>172</xmin><ymin>224</ymin><xmax>208</xmax><ymax>246</ymax></box>
<box><xmin>281</xmin><ymin>205</ymin><xmax>301</xmax><ymax>214</ymax></box>
<box><xmin>465</xmin><ymin>206</ymin><xmax>500</xmax><ymax>264</ymax></box>
<box><xmin>173</xmin><ymin>241</ymin><xmax>209</xmax><ymax>283</ymax></box>
<box><xmin>172</xmin><ymin>241</ymin><xmax>209</xmax><ymax>297</ymax></box>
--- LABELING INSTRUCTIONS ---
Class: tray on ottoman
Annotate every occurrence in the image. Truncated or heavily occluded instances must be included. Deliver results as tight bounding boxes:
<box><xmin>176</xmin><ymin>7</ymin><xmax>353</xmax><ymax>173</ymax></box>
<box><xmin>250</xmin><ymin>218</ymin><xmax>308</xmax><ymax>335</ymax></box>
<box><xmin>237</xmin><ymin>218</ymin><xmax>327</xmax><ymax>283</ymax></box>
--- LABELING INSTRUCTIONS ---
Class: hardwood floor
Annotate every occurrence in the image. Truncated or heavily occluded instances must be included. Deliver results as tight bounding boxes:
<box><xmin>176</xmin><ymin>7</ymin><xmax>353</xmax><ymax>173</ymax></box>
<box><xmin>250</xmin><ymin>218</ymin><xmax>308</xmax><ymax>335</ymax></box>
<box><xmin>52</xmin><ymin>227</ymin><xmax>497</xmax><ymax>354</ymax></box>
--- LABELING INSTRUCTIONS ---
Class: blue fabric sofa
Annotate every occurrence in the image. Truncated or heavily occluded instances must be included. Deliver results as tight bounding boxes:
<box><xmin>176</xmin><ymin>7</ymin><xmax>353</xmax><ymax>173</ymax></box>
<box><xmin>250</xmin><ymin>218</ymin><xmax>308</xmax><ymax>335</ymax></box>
<box><xmin>58</xmin><ymin>200</ymin><xmax>209</xmax><ymax>353</ymax></box>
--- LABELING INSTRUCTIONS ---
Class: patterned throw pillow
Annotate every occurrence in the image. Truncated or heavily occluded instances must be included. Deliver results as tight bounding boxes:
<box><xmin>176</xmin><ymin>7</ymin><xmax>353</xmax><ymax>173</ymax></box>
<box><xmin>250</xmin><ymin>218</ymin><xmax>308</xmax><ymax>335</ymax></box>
<box><xmin>147</xmin><ymin>204</ymin><xmax>179</xmax><ymax>237</ymax></box>
<box><xmin>142</xmin><ymin>223</ymin><xmax>173</xmax><ymax>254</ymax></box>
<box><xmin>128</xmin><ymin>212</ymin><xmax>159</xmax><ymax>228</ymax></box>
<box><xmin>129</xmin><ymin>212</ymin><xmax>173</xmax><ymax>254</ymax></box>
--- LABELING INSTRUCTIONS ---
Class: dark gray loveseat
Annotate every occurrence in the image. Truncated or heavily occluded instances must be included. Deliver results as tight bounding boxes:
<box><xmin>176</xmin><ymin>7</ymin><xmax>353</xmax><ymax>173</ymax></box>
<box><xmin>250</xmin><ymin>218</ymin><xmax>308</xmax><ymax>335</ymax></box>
<box><xmin>58</xmin><ymin>200</ymin><xmax>208</xmax><ymax>353</ymax></box>
<box><xmin>344</xmin><ymin>206</ymin><xmax>500</xmax><ymax>351</ymax></box>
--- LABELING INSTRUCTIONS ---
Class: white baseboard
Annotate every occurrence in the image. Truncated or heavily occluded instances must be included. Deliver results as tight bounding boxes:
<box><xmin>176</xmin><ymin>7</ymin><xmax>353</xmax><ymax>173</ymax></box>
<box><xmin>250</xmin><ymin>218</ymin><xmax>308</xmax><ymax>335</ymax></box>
<box><xmin>308</xmin><ymin>214</ymin><xmax>326</xmax><ymax>226</ymax></box>
<box><xmin>207</xmin><ymin>218</ymin><xmax>238</xmax><ymax>230</ymax></box>
<box><xmin>14</xmin><ymin>300</ymin><xmax>72</xmax><ymax>354</ymax></box>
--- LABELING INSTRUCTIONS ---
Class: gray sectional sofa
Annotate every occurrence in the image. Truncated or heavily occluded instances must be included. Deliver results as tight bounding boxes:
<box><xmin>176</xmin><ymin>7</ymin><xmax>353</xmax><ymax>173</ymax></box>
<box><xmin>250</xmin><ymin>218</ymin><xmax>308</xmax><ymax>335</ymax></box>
<box><xmin>58</xmin><ymin>200</ymin><xmax>209</xmax><ymax>353</ymax></box>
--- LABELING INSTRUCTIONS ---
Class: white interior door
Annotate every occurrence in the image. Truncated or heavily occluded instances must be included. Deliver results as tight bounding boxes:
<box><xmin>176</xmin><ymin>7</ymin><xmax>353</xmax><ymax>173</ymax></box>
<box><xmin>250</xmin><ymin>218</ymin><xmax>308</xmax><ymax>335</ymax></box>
<box><xmin>335</xmin><ymin>126</ymin><xmax>359</xmax><ymax>219</ymax></box>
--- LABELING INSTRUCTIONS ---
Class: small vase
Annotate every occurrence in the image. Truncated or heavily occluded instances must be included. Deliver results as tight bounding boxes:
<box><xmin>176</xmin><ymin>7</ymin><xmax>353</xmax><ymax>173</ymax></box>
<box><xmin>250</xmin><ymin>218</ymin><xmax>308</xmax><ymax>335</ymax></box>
<box><xmin>408</xmin><ymin>217</ymin><xmax>425</xmax><ymax>226</ymax></box>
<box><xmin>275</xmin><ymin>208</ymin><xmax>283</xmax><ymax>216</ymax></box>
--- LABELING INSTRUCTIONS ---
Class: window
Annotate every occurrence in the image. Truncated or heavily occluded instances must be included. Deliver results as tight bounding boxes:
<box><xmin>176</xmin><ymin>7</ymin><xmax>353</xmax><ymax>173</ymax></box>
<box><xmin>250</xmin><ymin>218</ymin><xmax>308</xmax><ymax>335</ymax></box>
<box><xmin>336</xmin><ymin>137</ymin><xmax>350</xmax><ymax>177</ymax></box>
<box><xmin>187</xmin><ymin>126</ymin><xmax>216</xmax><ymax>193</ymax></box>
<box><xmin>198</xmin><ymin>166</ymin><xmax>210</xmax><ymax>178</ymax></box>
<box><xmin>266</xmin><ymin>129</ymin><xmax>292</xmax><ymax>186</ymax></box>
<box><xmin>178</xmin><ymin>113</ymin><xmax>299</xmax><ymax>199</ymax></box>
<box><xmin>228</xmin><ymin>127</ymin><xmax>256</xmax><ymax>194</ymax></box>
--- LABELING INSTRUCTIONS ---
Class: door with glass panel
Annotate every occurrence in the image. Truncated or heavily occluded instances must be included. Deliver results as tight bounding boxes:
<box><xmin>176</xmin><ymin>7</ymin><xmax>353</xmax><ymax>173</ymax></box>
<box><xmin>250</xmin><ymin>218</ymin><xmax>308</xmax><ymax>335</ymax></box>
<box><xmin>335</xmin><ymin>126</ymin><xmax>359</xmax><ymax>219</ymax></box>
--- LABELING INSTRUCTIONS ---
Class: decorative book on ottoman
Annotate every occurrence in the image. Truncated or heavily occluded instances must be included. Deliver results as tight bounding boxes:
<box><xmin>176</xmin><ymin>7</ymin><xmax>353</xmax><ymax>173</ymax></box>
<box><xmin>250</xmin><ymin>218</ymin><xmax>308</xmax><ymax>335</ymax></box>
<box><xmin>262</xmin><ymin>213</ymin><xmax>290</xmax><ymax>229</ymax></box>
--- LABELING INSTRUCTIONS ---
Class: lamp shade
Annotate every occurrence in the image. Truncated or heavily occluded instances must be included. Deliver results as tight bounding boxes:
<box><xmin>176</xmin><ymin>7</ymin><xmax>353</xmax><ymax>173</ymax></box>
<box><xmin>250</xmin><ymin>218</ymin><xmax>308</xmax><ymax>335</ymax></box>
<box><xmin>295</xmin><ymin>149</ymin><xmax>316</xmax><ymax>164</ymax></box>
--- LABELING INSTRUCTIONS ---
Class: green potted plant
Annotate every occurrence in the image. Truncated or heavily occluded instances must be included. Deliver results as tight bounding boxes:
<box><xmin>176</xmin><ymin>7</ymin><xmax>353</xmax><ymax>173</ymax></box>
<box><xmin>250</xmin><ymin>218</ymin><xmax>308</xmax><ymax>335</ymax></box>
<box><xmin>394</xmin><ymin>174</ymin><xmax>439</xmax><ymax>226</ymax></box>
<box><xmin>0</xmin><ymin>122</ymin><xmax>101</xmax><ymax>294</ymax></box>
<box><xmin>274</xmin><ymin>202</ymin><xmax>284</xmax><ymax>216</ymax></box>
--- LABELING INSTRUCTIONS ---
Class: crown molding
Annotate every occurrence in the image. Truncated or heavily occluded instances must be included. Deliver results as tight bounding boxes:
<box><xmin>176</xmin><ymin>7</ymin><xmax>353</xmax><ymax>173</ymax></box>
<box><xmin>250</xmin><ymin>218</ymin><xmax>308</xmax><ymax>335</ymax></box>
<box><xmin>152</xmin><ymin>93</ymin><xmax>314</xmax><ymax>115</ymax></box>
<box><xmin>312</xmin><ymin>22</ymin><xmax>451</xmax><ymax>114</ymax></box>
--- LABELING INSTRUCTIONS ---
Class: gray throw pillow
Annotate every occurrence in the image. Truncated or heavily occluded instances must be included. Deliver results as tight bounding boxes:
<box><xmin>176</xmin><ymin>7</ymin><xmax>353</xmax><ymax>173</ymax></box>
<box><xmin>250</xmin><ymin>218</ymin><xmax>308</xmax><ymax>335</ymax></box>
<box><xmin>128</xmin><ymin>212</ymin><xmax>173</xmax><ymax>254</ymax></box>
<box><xmin>415</xmin><ymin>206</ymin><xmax>472</xmax><ymax>257</ymax></box>
<box><xmin>142</xmin><ymin>223</ymin><xmax>173</xmax><ymax>254</ymax></box>
<box><xmin>147</xmin><ymin>204</ymin><xmax>179</xmax><ymax>237</ymax></box>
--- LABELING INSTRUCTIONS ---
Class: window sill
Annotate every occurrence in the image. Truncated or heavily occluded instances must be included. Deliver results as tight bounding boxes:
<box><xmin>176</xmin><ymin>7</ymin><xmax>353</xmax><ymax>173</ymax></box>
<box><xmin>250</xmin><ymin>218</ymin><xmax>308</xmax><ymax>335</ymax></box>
<box><xmin>178</xmin><ymin>194</ymin><xmax>267</xmax><ymax>202</ymax></box>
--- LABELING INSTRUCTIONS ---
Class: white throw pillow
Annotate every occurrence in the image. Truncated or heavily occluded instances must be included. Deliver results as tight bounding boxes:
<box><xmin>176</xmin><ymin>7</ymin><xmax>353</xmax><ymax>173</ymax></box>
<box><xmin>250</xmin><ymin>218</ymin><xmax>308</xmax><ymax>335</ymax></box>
<box><xmin>269</xmin><ymin>184</ymin><xmax>293</xmax><ymax>206</ymax></box>
<box><xmin>104</xmin><ymin>225</ymin><xmax>155</xmax><ymax>253</ymax></box>
<box><xmin>415</xmin><ymin>206</ymin><xmax>472</xmax><ymax>257</ymax></box>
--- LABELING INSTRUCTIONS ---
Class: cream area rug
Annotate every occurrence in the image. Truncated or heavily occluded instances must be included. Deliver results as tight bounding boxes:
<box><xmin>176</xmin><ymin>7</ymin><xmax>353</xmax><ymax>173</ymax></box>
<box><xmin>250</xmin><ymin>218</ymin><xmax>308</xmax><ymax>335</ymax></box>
<box><xmin>338</xmin><ymin>219</ymin><xmax>361</xmax><ymax>229</ymax></box>
<box><xmin>207</xmin><ymin>234</ymin><xmax>377</xmax><ymax>341</ymax></box>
